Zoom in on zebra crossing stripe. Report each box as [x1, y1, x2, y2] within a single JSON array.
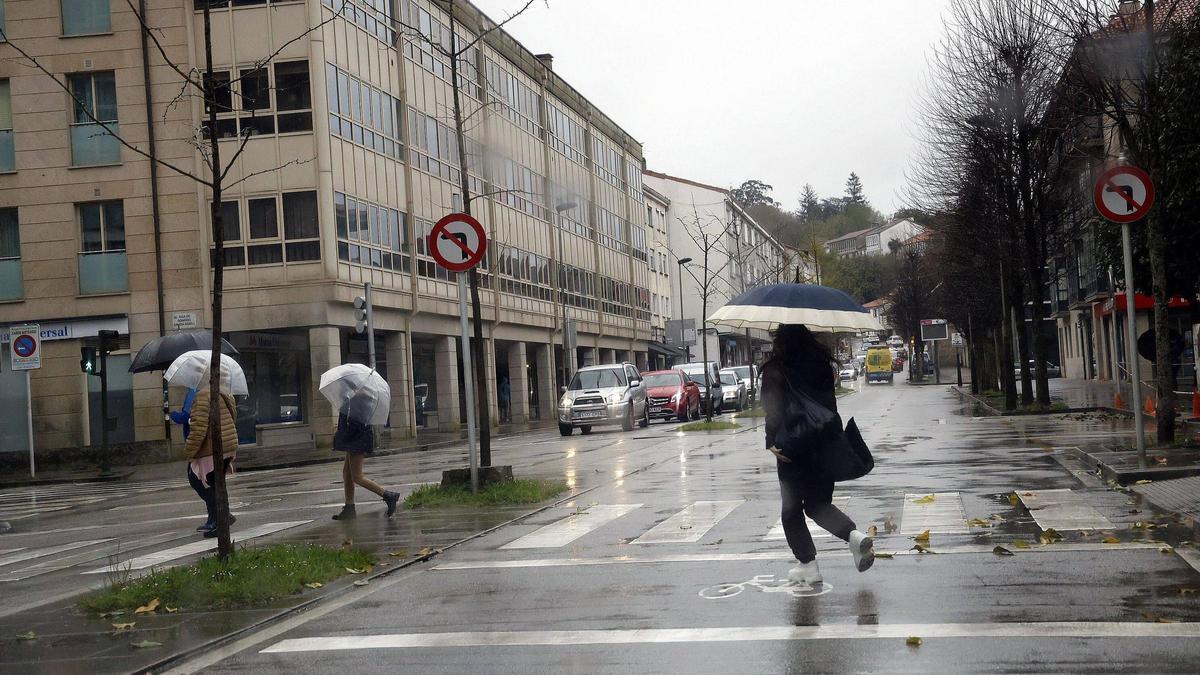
[[0, 540, 113, 569], [633, 501, 744, 544], [81, 521, 311, 574], [764, 497, 850, 541], [1017, 489, 1114, 531], [0, 532, 185, 582], [900, 492, 969, 534], [501, 505, 642, 549]]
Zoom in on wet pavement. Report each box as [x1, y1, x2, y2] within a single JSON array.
[[3, 379, 1200, 672]]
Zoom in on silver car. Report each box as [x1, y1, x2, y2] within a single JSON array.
[[719, 369, 747, 411], [558, 363, 650, 436]]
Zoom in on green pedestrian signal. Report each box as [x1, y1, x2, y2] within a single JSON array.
[[80, 346, 100, 375]]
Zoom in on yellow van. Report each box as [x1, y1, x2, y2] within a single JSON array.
[[865, 346, 894, 384]]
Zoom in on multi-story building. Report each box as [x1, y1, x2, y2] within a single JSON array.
[[642, 183, 677, 370], [0, 0, 653, 462], [643, 169, 787, 369]]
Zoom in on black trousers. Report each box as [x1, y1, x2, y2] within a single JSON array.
[[187, 465, 216, 522], [778, 463, 855, 563]]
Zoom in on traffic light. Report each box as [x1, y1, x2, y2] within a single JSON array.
[[81, 346, 100, 375], [353, 296, 368, 334]]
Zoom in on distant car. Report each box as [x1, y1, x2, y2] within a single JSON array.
[[558, 363, 649, 436], [728, 364, 759, 403], [887, 334, 905, 349], [641, 369, 701, 422], [839, 366, 859, 381], [674, 362, 723, 414], [719, 369, 747, 411], [1013, 361, 1062, 378]]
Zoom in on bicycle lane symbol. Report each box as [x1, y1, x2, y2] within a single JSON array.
[[699, 574, 833, 599]]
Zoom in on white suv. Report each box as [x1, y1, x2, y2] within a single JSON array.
[[558, 363, 649, 436]]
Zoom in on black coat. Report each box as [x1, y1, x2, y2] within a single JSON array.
[[761, 354, 837, 451]]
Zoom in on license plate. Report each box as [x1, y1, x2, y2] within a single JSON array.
[[574, 410, 604, 420], [650, 406, 664, 414]]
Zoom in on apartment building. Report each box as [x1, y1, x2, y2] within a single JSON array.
[[643, 169, 786, 369], [0, 0, 652, 462], [642, 183, 677, 370]]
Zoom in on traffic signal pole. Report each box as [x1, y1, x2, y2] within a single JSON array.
[[97, 330, 117, 476]]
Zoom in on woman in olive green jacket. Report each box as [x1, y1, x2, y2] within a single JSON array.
[[184, 387, 238, 537]]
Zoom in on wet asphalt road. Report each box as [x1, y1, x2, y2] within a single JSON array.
[[161, 380, 1200, 674]]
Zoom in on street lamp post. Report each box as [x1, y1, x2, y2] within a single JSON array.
[[677, 257, 693, 361], [555, 201, 578, 387]]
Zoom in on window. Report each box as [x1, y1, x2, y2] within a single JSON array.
[[485, 58, 540, 136], [274, 61, 312, 132], [69, 71, 119, 166], [0, 1, 6, 42], [0, 208, 19, 300], [210, 191, 320, 268], [406, 107, 483, 194], [62, 0, 111, 36], [248, 197, 278, 239], [0, 79, 12, 172], [203, 61, 312, 139], [325, 63, 401, 159], [547, 100, 586, 164], [77, 201, 127, 294], [335, 191, 408, 272], [400, 2, 480, 98]]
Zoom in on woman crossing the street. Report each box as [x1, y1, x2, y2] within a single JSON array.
[[330, 397, 400, 521]]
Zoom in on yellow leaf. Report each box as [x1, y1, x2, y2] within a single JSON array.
[[345, 567, 366, 574], [1178, 588, 1198, 596], [304, 582, 323, 589], [1155, 457, 1168, 465], [1039, 528, 1063, 544], [913, 494, 936, 505], [992, 546, 1014, 556], [15, 631, 36, 641], [913, 530, 931, 543], [1160, 547, 1173, 554], [164, 606, 179, 614], [906, 636, 923, 647], [353, 579, 370, 587], [1008, 493, 1020, 505], [969, 518, 991, 528], [342, 539, 353, 547], [112, 622, 136, 631], [1157, 617, 1177, 624], [875, 552, 894, 559], [1103, 537, 1120, 544], [388, 550, 409, 558], [418, 547, 433, 556], [1132, 521, 1148, 529], [1012, 539, 1030, 549], [867, 525, 878, 537], [134, 598, 161, 615], [1135, 480, 1153, 485]]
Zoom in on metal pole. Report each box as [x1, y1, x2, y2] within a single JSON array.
[[364, 282, 376, 369], [956, 346, 963, 388], [677, 263, 688, 361], [99, 350, 110, 475], [1122, 222, 1147, 463], [458, 273, 479, 492], [558, 224, 570, 386], [26, 370, 34, 478]]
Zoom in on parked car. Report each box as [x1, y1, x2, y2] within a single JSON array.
[[641, 369, 701, 422], [887, 334, 905, 349], [558, 363, 649, 436], [674, 362, 724, 414], [1013, 360, 1062, 378], [719, 369, 747, 411], [727, 364, 760, 404], [839, 365, 859, 381]]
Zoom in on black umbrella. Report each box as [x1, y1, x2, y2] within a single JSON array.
[[129, 330, 239, 373]]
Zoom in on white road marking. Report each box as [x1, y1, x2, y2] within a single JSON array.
[[261, 621, 1200, 653], [900, 492, 969, 534], [1017, 489, 1114, 531], [0, 539, 112, 569], [0, 532, 185, 582], [633, 501, 743, 544], [435, 542, 1167, 570], [1176, 548, 1200, 576], [500, 504, 642, 549], [764, 497, 850, 541], [82, 521, 311, 574]]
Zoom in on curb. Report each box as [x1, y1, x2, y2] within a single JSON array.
[[951, 386, 1105, 417]]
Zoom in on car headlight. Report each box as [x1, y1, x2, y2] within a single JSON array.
[[559, 396, 572, 408], [670, 392, 680, 403], [606, 392, 624, 405]]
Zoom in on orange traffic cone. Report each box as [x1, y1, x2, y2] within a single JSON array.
[[1144, 395, 1156, 417], [1114, 393, 1125, 410]]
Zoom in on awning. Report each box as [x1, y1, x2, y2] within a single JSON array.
[[1099, 293, 1191, 316], [647, 341, 683, 359]]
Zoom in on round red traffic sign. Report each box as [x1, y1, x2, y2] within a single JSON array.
[[13, 334, 37, 358], [428, 213, 487, 273], [1094, 165, 1155, 224]]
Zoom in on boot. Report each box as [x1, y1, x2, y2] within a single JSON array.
[[332, 504, 357, 521], [382, 491, 400, 517]]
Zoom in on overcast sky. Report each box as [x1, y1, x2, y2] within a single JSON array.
[[471, 0, 952, 214]]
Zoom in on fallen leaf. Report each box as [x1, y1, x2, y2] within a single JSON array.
[[1103, 537, 1121, 544], [1012, 539, 1030, 549], [1008, 493, 1020, 505], [883, 516, 897, 534], [906, 636, 923, 647], [911, 544, 935, 554], [418, 547, 433, 556], [100, 610, 126, 618], [679, 524, 693, 530], [1129, 509, 1142, 514], [1023, 492, 1034, 497], [134, 598, 161, 615], [1160, 547, 1174, 554], [1178, 588, 1198, 596], [1157, 617, 1177, 624], [1039, 528, 1063, 544], [1132, 521, 1148, 529], [342, 539, 353, 547], [704, 538, 724, 546], [969, 518, 991, 528], [913, 494, 936, 505], [130, 640, 163, 649], [304, 582, 323, 589], [867, 525, 878, 537], [164, 606, 179, 614], [353, 579, 370, 587], [344, 567, 366, 574], [1155, 457, 1168, 465], [387, 550, 409, 558], [15, 631, 36, 641], [1135, 480, 1153, 485], [874, 552, 894, 559], [112, 622, 136, 631], [913, 529, 931, 544], [992, 546, 1014, 556]]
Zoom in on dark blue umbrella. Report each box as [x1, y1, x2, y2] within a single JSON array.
[[707, 283, 883, 332], [129, 330, 238, 373]]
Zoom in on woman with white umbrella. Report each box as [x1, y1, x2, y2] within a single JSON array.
[[320, 364, 401, 520]]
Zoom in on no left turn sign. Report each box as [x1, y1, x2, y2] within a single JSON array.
[[1094, 165, 1155, 224], [428, 213, 488, 273]]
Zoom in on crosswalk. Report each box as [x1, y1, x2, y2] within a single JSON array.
[[496, 489, 1121, 551], [0, 478, 188, 522]]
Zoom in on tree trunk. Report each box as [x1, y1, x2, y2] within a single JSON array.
[[999, 276, 1017, 411], [1148, 210, 1177, 442]]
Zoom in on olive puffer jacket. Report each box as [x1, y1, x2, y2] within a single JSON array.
[[183, 388, 239, 460]]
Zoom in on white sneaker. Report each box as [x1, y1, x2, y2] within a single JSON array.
[[849, 530, 875, 572], [787, 560, 822, 585]]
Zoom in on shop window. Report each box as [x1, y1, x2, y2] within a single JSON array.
[[89, 353, 134, 445]]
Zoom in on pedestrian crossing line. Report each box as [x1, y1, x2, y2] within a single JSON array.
[[900, 492, 969, 535], [1017, 489, 1114, 531], [81, 521, 311, 575], [633, 501, 744, 544], [500, 505, 642, 549], [260, 621, 1200, 653], [0, 539, 113, 569], [0, 481, 185, 500], [764, 497, 850, 541], [0, 532, 184, 582], [434, 541, 1170, 571]]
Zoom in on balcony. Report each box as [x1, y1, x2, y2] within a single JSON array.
[[70, 123, 120, 166], [78, 250, 128, 295], [0, 258, 21, 300]]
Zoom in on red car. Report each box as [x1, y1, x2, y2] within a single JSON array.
[[641, 370, 701, 422]]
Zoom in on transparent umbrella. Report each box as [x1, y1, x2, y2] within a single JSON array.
[[164, 350, 249, 396], [319, 364, 391, 426]]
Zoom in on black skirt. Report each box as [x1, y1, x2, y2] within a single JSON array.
[[333, 414, 375, 455]]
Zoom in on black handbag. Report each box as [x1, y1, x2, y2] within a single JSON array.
[[773, 370, 842, 462], [821, 418, 875, 482]]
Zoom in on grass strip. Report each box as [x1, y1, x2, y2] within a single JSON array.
[[733, 408, 766, 419], [80, 543, 375, 615], [404, 478, 568, 509], [679, 420, 740, 431]]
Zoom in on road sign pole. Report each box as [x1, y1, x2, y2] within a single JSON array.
[[26, 370, 34, 478], [364, 282, 376, 370], [1122, 222, 1147, 463], [458, 273, 479, 493]]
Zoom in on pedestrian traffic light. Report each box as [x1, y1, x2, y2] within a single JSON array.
[[353, 296, 368, 334], [80, 346, 100, 375]]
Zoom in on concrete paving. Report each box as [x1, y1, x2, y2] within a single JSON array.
[[3, 377, 1200, 673]]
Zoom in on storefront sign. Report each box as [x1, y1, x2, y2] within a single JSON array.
[[229, 331, 308, 352], [1, 317, 128, 344]]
